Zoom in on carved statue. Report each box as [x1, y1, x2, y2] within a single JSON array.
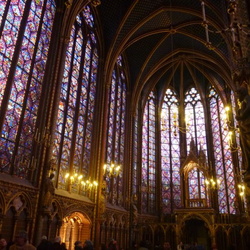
[[99, 193, 106, 219], [131, 194, 138, 225], [131, 202, 138, 225], [99, 180, 107, 219], [236, 86, 250, 175], [43, 173, 55, 209]]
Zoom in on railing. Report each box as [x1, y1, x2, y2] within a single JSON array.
[[187, 199, 207, 208]]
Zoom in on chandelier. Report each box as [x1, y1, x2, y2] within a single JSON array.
[[103, 162, 121, 178], [200, 0, 250, 51], [161, 107, 191, 136]]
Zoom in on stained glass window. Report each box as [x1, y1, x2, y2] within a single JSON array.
[[185, 88, 207, 154], [140, 84, 239, 215], [161, 88, 181, 213], [0, 0, 55, 178], [52, 6, 98, 193], [184, 88, 208, 206], [188, 165, 206, 204], [132, 110, 139, 196], [209, 87, 236, 214], [105, 55, 126, 205], [142, 91, 156, 213]]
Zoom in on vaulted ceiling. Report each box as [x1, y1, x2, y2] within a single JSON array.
[[96, 0, 250, 104]]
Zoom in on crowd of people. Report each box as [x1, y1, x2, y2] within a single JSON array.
[[131, 240, 207, 250], [0, 231, 95, 250], [0, 232, 223, 250], [0, 231, 124, 250], [0, 231, 36, 250], [132, 240, 172, 250]]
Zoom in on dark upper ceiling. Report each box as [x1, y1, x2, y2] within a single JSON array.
[[96, 0, 250, 103]]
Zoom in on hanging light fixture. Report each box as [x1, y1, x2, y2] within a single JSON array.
[[103, 162, 121, 178], [161, 107, 191, 136], [222, 105, 240, 152], [201, 0, 213, 49], [200, 0, 250, 51]]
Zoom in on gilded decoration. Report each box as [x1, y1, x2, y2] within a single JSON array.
[[55, 195, 94, 220], [0, 181, 38, 215]]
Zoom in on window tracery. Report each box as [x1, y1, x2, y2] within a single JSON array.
[[209, 87, 236, 214], [52, 6, 98, 192], [141, 85, 240, 214], [105, 55, 126, 205], [0, 0, 55, 178], [161, 88, 181, 213], [142, 91, 156, 213]]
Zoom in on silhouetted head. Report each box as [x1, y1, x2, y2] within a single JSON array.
[[15, 231, 28, 246]]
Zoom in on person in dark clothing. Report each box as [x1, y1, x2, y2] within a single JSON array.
[[51, 236, 65, 250], [82, 240, 93, 250], [0, 239, 7, 250], [37, 236, 52, 250], [74, 241, 82, 250], [107, 239, 118, 250], [60, 243, 67, 250], [101, 244, 107, 250]]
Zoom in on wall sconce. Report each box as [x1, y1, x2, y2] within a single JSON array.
[[205, 177, 221, 189], [13, 155, 38, 172], [223, 106, 235, 130], [238, 183, 245, 198], [64, 172, 98, 193], [223, 105, 240, 152], [103, 163, 122, 204], [103, 163, 121, 178], [34, 127, 52, 147]]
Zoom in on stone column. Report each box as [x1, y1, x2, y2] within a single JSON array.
[[0, 214, 4, 236], [12, 215, 18, 241], [243, 176, 250, 220], [34, 215, 44, 245]]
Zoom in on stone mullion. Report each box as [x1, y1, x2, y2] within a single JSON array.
[[11, 215, 19, 241], [33, 2, 68, 245]]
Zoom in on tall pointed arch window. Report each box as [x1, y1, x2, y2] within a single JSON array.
[[105, 55, 127, 205], [184, 88, 207, 203], [0, 0, 56, 178], [52, 6, 98, 192], [142, 91, 156, 213], [161, 88, 181, 213], [209, 87, 236, 214], [132, 110, 139, 196], [185, 88, 207, 153]]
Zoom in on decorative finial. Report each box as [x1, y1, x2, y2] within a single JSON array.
[[91, 0, 101, 7]]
